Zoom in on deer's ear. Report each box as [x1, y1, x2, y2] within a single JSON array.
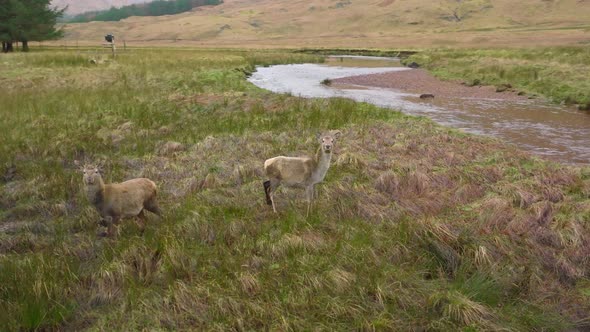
[[316, 132, 322, 141], [74, 160, 84, 171], [332, 130, 342, 139], [96, 160, 106, 172]]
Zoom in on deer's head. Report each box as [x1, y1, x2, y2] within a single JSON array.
[[316, 130, 342, 154], [75, 160, 104, 185]]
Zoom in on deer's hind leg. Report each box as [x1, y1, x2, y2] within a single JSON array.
[[263, 180, 272, 205], [135, 210, 147, 234], [268, 178, 281, 213]]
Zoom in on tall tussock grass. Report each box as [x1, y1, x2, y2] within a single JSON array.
[[0, 48, 589, 330]]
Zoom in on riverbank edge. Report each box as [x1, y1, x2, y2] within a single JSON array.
[[400, 48, 590, 111]]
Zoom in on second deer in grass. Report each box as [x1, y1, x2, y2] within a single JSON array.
[[263, 130, 341, 216], [76, 161, 162, 237]]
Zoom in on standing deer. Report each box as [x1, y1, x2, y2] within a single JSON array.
[[76, 161, 162, 237], [263, 130, 341, 216]]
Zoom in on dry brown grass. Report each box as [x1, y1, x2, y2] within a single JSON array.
[[430, 291, 495, 327], [2, 49, 589, 330], [57, 0, 590, 48]]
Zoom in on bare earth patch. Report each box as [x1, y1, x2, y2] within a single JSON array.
[[331, 69, 529, 101]]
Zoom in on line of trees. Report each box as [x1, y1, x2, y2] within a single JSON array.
[[0, 0, 65, 52], [69, 0, 222, 23]]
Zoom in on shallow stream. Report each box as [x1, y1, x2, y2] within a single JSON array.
[[248, 56, 590, 164]]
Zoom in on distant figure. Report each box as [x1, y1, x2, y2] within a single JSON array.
[[420, 94, 435, 99], [105, 34, 115, 43]]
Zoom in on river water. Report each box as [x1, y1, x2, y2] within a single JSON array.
[[248, 56, 590, 164]]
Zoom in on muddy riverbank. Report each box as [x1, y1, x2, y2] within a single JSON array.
[[248, 58, 590, 164], [331, 69, 528, 101]]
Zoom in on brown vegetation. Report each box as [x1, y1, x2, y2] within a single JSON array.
[[57, 0, 590, 47], [1, 49, 589, 330]]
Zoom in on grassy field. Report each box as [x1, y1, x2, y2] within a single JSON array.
[[404, 47, 590, 109], [1, 48, 590, 330]]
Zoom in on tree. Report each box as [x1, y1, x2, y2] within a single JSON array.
[[0, 0, 16, 52], [0, 0, 65, 52], [439, 0, 491, 22]]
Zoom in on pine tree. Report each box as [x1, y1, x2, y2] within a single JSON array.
[[0, 0, 16, 52], [0, 0, 65, 52]]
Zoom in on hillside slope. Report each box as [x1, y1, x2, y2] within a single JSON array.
[[52, 0, 149, 15], [59, 0, 590, 47]]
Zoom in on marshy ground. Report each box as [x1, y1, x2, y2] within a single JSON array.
[[1, 48, 589, 330]]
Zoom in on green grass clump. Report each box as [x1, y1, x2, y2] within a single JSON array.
[[404, 46, 590, 108], [0, 48, 589, 330]]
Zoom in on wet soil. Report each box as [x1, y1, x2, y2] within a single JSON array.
[[331, 69, 528, 101]]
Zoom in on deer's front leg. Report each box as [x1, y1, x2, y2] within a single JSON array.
[[305, 185, 314, 217], [106, 216, 120, 238]]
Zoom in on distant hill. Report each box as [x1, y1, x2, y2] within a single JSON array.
[[59, 0, 590, 47], [67, 0, 222, 23], [51, 0, 150, 15]]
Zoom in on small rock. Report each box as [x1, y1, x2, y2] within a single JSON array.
[[495, 83, 512, 93], [3, 164, 16, 182], [96, 128, 125, 146], [277, 132, 290, 144], [51, 203, 68, 217], [98, 218, 108, 227], [321, 78, 332, 86], [202, 136, 216, 149], [157, 141, 185, 155], [200, 173, 217, 190], [464, 79, 481, 87], [407, 62, 420, 69], [111, 134, 125, 145], [419, 94, 435, 99], [158, 126, 171, 135], [137, 129, 150, 138], [233, 163, 244, 186], [117, 121, 134, 131]]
